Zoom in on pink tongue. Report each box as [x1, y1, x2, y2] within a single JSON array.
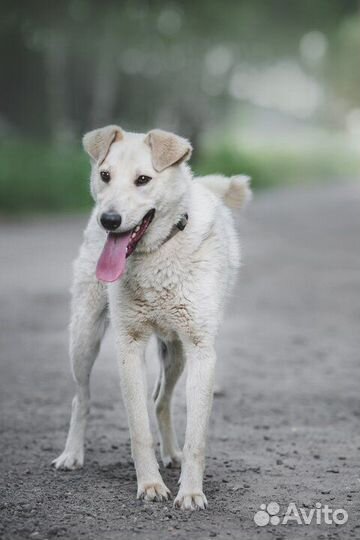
[[96, 232, 132, 282]]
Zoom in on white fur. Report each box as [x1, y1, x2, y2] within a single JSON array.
[[53, 128, 251, 511]]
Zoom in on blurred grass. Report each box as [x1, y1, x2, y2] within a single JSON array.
[[193, 137, 360, 189], [0, 140, 92, 213], [0, 137, 359, 213]]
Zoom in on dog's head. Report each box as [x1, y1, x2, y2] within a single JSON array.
[[83, 125, 192, 282]]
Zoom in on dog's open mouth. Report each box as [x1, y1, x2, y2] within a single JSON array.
[[96, 209, 155, 282]]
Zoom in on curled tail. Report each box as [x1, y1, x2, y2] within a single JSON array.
[[196, 174, 252, 209]]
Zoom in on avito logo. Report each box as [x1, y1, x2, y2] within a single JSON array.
[[254, 501, 348, 526]]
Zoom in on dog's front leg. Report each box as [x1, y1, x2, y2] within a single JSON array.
[[53, 272, 107, 470], [115, 334, 170, 502], [174, 341, 216, 510]]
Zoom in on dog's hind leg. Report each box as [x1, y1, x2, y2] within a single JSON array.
[[154, 339, 185, 468], [53, 268, 107, 470]]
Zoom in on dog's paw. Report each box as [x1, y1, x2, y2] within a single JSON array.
[[162, 450, 182, 469], [174, 491, 208, 510], [137, 481, 171, 502], [52, 450, 84, 470]]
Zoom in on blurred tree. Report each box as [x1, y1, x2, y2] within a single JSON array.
[[0, 0, 359, 146], [331, 8, 360, 110]]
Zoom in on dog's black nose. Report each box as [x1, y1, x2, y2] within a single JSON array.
[[100, 212, 122, 231]]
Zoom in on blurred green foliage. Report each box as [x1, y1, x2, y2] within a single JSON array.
[[0, 141, 91, 213], [1, 138, 358, 213], [1, 1, 360, 213], [193, 140, 360, 190]]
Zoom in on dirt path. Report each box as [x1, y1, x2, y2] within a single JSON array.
[[1, 181, 360, 539]]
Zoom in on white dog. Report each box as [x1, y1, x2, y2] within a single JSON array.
[[53, 125, 251, 510]]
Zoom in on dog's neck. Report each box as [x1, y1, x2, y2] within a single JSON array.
[[135, 181, 191, 254], [159, 213, 188, 247], [134, 209, 189, 256]]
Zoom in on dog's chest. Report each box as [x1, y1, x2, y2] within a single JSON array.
[[122, 252, 196, 336]]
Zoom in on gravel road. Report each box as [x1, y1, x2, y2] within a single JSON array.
[[1, 181, 360, 539]]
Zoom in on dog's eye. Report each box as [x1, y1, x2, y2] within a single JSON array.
[[100, 170, 111, 183], [135, 175, 152, 187]]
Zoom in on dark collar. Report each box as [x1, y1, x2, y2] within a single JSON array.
[[161, 213, 188, 246]]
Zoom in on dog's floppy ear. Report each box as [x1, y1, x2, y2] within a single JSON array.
[[83, 125, 123, 164], [145, 129, 192, 172]]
